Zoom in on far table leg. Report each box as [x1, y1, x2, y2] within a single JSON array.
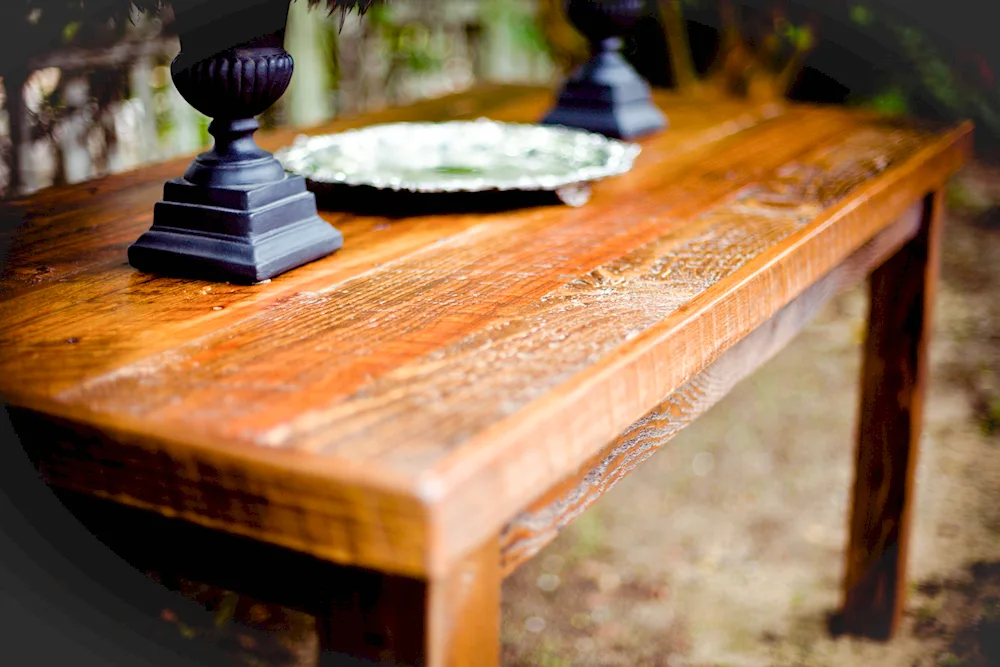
[[838, 190, 945, 639], [317, 536, 501, 667]]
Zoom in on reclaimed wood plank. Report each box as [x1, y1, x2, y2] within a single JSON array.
[[0, 95, 779, 397], [499, 203, 924, 573], [836, 190, 946, 639], [316, 536, 501, 667], [0, 89, 768, 302], [42, 107, 842, 422], [0, 85, 547, 300]]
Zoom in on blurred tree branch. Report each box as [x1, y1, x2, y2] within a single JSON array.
[[658, 0, 697, 91], [713, 0, 815, 100], [535, 0, 589, 75], [534, 0, 816, 102]]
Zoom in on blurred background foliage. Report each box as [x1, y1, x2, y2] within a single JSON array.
[[0, 0, 997, 199]]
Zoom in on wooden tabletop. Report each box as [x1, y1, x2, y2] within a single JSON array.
[[0, 85, 971, 581]]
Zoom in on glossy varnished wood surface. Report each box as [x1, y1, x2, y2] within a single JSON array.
[[499, 202, 926, 574], [0, 85, 972, 579]]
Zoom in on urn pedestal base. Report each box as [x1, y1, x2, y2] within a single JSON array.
[[128, 175, 344, 284], [543, 38, 667, 140], [126, 0, 347, 284]]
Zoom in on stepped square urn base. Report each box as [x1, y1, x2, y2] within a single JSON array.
[[542, 0, 667, 140], [127, 0, 345, 284], [129, 174, 343, 284], [542, 38, 667, 140]]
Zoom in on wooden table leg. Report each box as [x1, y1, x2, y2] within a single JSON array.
[[837, 190, 945, 639], [317, 537, 501, 667]]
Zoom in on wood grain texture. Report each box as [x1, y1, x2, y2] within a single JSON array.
[[317, 536, 500, 667], [0, 89, 766, 307], [427, 536, 500, 667], [0, 95, 777, 396], [836, 191, 946, 640], [46, 108, 850, 426], [498, 204, 924, 574], [426, 119, 970, 574], [0, 86, 971, 579], [0, 86, 546, 304]]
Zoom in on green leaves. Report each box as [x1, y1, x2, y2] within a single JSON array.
[[845, 8, 1000, 141], [865, 87, 908, 117], [782, 23, 814, 53], [849, 4, 873, 27], [213, 591, 240, 629], [61, 20, 81, 42]]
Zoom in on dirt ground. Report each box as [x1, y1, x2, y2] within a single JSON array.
[[500, 161, 1000, 667]]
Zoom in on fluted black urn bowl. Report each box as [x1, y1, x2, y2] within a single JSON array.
[[542, 0, 667, 140], [128, 0, 343, 284]]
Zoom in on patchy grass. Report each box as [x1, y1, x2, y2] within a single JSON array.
[[502, 525, 688, 667], [912, 562, 1000, 667]]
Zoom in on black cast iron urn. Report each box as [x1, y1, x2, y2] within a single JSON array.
[[128, 0, 346, 284]]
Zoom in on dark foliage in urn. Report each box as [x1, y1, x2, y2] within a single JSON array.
[[126, 0, 383, 284], [542, 0, 666, 140]]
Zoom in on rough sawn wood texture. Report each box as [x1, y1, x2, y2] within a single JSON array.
[[0, 86, 971, 599]]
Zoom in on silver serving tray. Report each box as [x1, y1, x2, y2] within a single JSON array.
[[274, 118, 641, 207]]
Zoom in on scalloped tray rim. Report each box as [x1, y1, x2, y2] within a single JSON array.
[[274, 118, 643, 194]]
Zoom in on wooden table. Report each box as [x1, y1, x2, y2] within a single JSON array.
[[0, 85, 972, 665]]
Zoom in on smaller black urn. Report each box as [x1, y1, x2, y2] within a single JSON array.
[[128, 0, 343, 284], [542, 0, 667, 139]]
